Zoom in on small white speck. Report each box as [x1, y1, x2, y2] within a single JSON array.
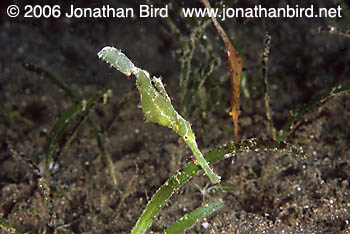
[[294, 184, 301, 192], [202, 222, 210, 229]]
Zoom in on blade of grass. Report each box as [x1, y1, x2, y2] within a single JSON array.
[[23, 63, 77, 102], [44, 89, 111, 176], [24, 63, 118, 184], [161, 198, 224, 234], [278, 83, 350, 139], [88, 118, 117, 185], [319, 25, 350, 38], [260, 32, 278, 189], [261, 32, 276, 139], [131, 138, 305, 234], [7, 140, 57, 231], [179, 18, 211, 116], [105, 95, 128, 132]]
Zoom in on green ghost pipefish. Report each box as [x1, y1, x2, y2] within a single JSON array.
[[98, 46, 221, 184]]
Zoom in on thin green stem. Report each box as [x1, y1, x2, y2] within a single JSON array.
[[185, 137, 221, 184], [161, 198, 224, 234]]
